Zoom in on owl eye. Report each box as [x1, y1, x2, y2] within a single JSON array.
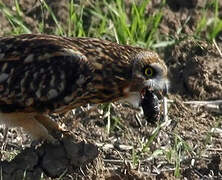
[[144, 67, 154, 77]]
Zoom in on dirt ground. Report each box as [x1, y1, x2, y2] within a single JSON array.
[[0, 0, 221, 179]]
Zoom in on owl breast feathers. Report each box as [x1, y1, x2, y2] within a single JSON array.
[[0, 34, 168, 142]]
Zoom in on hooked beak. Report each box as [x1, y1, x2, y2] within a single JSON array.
[[122, 80, 169, 108], [162, 81, 169, 96]]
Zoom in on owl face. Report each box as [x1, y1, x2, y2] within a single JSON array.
[[123, 51, 169, 107]]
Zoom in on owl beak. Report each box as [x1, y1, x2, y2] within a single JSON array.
[[143, 79, 169, 97], [162, 81, 168, 96], [122, 79, 168, 108]]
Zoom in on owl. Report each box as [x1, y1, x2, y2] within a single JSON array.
[[0, 34, 168, 142]]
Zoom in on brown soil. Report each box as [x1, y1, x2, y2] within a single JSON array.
[[0, 0, 221, 179]]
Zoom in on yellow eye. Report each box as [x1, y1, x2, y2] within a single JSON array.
[[144, 67, 153, 77]]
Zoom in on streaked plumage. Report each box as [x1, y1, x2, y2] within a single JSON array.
[[0, 34, 168, 141]]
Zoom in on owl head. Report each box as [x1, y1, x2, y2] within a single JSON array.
[[123, 51, 169, 107]]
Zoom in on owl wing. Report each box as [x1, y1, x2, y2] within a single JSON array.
[[0, 34, 92, 113]]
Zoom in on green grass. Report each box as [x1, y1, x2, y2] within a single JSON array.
[[99, 103, 124, 135], [1, 0, 221, 44], [0, 0, 170, 48], [0, 0, 31, 34], [195, 0, 222, 41]]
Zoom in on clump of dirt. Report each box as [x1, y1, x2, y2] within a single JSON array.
[[0, 136, 98, 179], [164, 39, 222, 100], [166, 0, 198, 10]]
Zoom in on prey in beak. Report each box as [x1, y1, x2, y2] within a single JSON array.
[[123, 51, 169, 124], [141, 80, 168, 124], [123, 80, 168, 124]]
